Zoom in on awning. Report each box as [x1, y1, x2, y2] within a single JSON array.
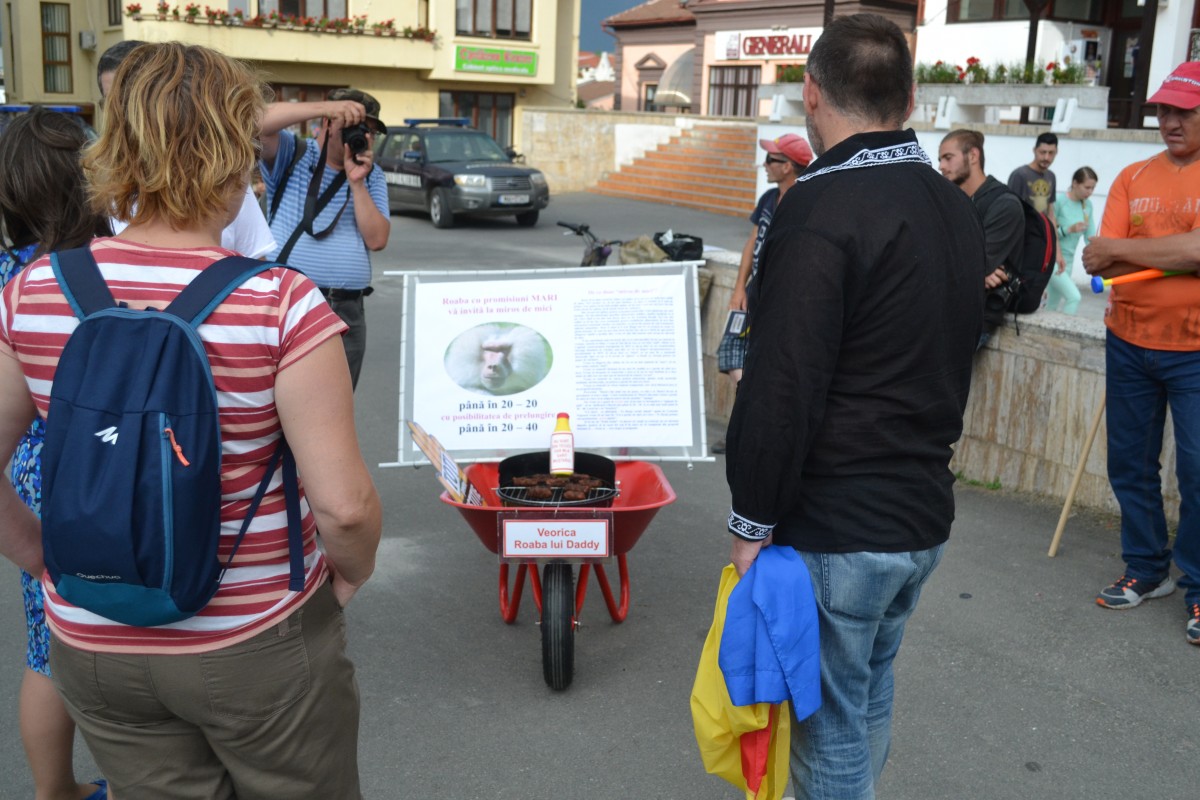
[[654, 49, 694, 109]]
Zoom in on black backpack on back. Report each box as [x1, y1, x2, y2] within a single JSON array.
[[974, 179, 1057, 315]]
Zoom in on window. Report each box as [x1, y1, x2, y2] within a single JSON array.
[[42, 3, 72, 94], [642, 84, 657, 112], [267, 1, 347, 17], [1051, 0, 1101, 20], [708, 66, 760, 118], [949, 0, 1102, 23], [439, 91, 516, 147], [107, 0, 121, 26], [267, 83, 338, 138], [457, 0, 531, 39]]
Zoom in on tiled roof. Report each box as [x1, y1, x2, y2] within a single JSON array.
[[605, 0, 694, 28], [578, 81, 616, 103]]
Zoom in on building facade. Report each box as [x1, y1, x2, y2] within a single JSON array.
[[1, 0, 580, 147], [604, 0, 1199, 128], [605, 0, 917, 117], [917, 0, 1200, 128]]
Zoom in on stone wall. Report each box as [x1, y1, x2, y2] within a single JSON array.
[[516, 108, 686, 193], [699, 258, 1180, 523], [516, 107, 757, 194]]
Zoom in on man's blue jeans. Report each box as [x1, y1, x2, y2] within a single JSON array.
[[1105, 330, 1200, 604], [790, 545, 945, 800]]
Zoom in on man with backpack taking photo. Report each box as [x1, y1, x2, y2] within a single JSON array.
[[938, 129, 1057, 349]]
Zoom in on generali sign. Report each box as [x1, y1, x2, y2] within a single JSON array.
[[717, 28, 823, 61]]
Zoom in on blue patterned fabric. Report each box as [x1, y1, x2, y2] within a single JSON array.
[[3, 243, 51, 676]]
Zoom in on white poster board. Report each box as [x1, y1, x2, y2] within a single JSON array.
[[384, 262, 709, 465]]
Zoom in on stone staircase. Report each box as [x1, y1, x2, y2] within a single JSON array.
[[590, 124, 758, 217]]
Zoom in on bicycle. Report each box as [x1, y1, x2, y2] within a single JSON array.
[[557, 220, 622, 266]]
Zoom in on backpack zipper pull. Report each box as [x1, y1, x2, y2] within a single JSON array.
[[163, 427, 191, 467]]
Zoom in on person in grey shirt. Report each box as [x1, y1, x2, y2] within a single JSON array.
[[1008, 132, 1064, 270]]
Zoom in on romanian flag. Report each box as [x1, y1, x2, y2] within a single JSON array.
[[690, 564, 791, 800]]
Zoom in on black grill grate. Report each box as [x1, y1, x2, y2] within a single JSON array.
[[495, 485, 618, 508]]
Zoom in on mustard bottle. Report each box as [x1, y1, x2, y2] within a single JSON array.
[[549, 413, 574, 476]]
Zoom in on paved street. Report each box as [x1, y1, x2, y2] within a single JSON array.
[[0, 193, 1191, 799]]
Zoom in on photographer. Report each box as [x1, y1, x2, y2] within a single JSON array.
[[260, 89, 390, 389], [937, 129, 1024, 349]]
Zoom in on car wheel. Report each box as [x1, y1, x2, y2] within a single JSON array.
[[429, 188, 455, 229], [515, 210, 539, 227]]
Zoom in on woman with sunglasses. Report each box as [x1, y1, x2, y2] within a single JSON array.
[[713, 133, 813, 454]]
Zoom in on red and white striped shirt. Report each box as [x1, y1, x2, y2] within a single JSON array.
[[0, 238, 348, 654]]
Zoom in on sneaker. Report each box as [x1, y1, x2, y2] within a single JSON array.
[[1096, 574, 1176, 609], [1188, 604, 1200, 646], [711, 438, 727, 454]]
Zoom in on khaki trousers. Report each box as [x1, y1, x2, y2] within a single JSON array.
[[51, 581, 362, 799]]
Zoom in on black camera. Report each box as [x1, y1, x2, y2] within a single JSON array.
[[984, 270, 1022, 325], [342, 122, 372, 157]]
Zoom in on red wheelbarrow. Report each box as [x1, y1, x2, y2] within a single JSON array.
[[440, 458, 675, 690]]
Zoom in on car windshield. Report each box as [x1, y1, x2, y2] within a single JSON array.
[[424, 131, 509, 163]]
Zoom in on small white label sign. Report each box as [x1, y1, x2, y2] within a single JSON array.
[[501, 519, 610, 558]]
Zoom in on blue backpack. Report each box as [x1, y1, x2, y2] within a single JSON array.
[[40, 247, 304, 627]]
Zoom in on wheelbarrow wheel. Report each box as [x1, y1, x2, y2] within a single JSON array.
[[541, 563, 574, 690]]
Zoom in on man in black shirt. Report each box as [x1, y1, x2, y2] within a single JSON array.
[[724, 14, 986, 798]]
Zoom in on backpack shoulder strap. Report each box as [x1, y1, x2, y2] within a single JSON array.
[[221, 439, 305, 593], [50, 247, 116, 320], [165, 256, 286, 326], [972, 177, 1008, 218]]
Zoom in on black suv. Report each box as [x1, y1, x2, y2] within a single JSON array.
[[373, 118, 550, 228]]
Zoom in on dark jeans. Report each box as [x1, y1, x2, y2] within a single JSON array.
[[326, 295, 366, 390], [1106, 330, 1200, 604]]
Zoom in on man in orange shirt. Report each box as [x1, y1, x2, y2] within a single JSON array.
[[1083, 62, 1200, 647]]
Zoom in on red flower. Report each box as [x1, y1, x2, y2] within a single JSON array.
[[1046, 62, 1057, 71], [967, 56, 980, 66]]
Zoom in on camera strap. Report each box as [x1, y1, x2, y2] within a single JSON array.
[[277, 133, 351, 263]]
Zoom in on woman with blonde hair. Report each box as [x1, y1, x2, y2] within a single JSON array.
[[0, 43, 381, 798]]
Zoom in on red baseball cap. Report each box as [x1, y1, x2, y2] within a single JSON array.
[[1148, 62, 1200, 110], [759, 133, 814, 167]]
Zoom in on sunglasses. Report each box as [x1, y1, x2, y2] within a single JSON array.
[[764, 156, 788, 165]]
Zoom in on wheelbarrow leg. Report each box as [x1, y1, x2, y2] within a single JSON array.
[[592, 554, 630, 623], [498, 563, 528, 624]]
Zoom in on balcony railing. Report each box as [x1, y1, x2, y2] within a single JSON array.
[[124, 15, 437, 70]]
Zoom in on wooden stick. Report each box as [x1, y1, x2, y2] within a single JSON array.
[[1048, 391, 1106, 557]]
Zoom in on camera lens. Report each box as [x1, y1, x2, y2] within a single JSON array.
[[343, 123, 370, 156], [985, 289, 1009, 312]]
